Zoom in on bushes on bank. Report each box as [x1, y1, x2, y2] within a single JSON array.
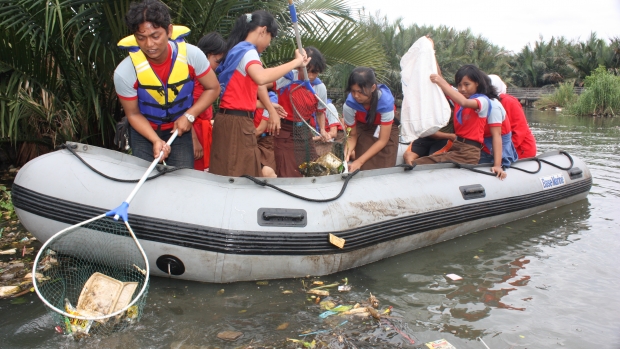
[[534, 82, 578, 110], [568, 66, 620, 116]]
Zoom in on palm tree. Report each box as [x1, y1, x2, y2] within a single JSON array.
[[0, 0, 385, 163]]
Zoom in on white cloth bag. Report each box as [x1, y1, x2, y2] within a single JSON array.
[[399, 36, 451, 143]]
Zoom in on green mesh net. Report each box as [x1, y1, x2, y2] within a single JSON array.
[[32, 214, 149, 337], [289, 84, 348, 177]]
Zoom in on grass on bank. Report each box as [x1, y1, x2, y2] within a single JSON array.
[[568, 66, 620, 116], [535, 66, 620, 116], [534, 82, 578, 110]]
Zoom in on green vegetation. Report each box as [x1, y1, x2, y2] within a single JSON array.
[[0, 185, 13, 218], [0, 0, 385, 164], [568, 66, 620, 116], [534, 82, 578, 110]]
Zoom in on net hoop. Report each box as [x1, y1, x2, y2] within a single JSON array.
[[31, 213, 150, 321]]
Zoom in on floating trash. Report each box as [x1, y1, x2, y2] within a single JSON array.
[[217, 330, 243, 341], [425, 338, 456, 348]]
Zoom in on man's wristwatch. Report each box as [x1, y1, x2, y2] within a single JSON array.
[[184, 112, 195, 123]]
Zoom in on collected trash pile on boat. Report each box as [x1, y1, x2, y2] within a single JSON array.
[[298, 152, 344, 177]]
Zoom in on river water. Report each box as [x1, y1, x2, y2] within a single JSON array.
[[1, 110, 619, 348]]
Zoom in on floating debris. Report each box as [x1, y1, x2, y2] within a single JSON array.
[[445, 273, 463, 281], [338, 285, 352, 292], [256, 281, 269, 286], [276, 322, 289, 330], [307, 289, 329, 297], [425, 338, 455, 348], [0, 286, 20, 298], [0, 248, 16, 255], [217, 330, 243, 341], [282, 290, 294, 294]]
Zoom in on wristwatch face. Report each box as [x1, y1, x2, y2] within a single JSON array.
[[185, 113, 195, 122]]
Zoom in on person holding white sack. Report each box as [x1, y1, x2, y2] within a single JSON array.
[[399, 36, 452, 142], [401, 36, 454, 165]]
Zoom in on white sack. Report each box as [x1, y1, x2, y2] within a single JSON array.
[[399, 36, 452, 143]]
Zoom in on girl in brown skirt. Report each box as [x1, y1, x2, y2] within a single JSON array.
[[209, 10, 309, 177], [343, 67, 399, 171]]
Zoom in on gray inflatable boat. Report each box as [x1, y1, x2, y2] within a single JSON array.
[[12, 143, 591, 283]]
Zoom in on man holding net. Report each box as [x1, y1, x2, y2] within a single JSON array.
[[272, 46, 329, 177], [114, 0, 220, 168]]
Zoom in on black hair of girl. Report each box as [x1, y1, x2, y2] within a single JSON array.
[[454, 64, 499, 100], [346, 67, 379, 124], [125, 0, 171, 34], [225, 10, 278, 53], [304, 46, 326, 73], [197, 32, 227, 58]]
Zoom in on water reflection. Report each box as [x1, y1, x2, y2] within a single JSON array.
[[1, 111, 619, 348]]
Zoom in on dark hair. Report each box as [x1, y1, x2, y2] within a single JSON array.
[[125, 0, 171, 34], [304, 46, 326, 73], [226, 10, 278, 53], [197, 32, 227, 58], [454, 64, 499, 100], [346, 67, 379, 124]]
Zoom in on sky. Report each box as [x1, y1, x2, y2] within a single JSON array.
[[351, 0, 620, 53]]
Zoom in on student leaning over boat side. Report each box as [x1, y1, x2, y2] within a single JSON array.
[[209, 10, 310, 177], [114, 0, 220, 167], [417, 64, 507, 179], [191, 32, 227, 172], [489, 74, 538, 159], [343, 67, 399, 172], [272, 46, 328, 177]]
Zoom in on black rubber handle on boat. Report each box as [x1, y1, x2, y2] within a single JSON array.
[[262, 212, 305, 221], [241, 170, 360, 202]]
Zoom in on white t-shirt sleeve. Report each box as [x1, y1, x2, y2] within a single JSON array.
[[238, 49, 262, 75], [379, 109, 395, 124], [114, 57, 138, 99], [487, 99, 506, 125], [474, 97, 490, 118], [343, 103, 356, 126], [315, 83, 327, 111], [326, 103, 339, 125], [186, 44, 210, 77]]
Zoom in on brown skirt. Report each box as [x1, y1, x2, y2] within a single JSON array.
[[257, 134, 276, 170], [209, 113, 261, 177], [414, 139, 481, 165], [355, 122, 399, 171], [274, 121, 316, 177]]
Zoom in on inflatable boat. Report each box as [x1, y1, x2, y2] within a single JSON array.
[[12, 143, 591, 283]]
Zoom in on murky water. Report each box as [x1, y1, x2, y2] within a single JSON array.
[[1, 110, 619, 348]]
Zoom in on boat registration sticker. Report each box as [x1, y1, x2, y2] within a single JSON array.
[[540, 173, 566, 190]]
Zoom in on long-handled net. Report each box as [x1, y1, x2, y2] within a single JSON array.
[[33, 216, 149, 337], [32, 130, 178, 337], [288, 0, 348, 177]]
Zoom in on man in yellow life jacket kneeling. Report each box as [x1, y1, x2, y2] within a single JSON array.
[[114, 0, 220, 167]]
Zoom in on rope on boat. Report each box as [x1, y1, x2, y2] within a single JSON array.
[[398, 151, 574, 177], [60, 144, 190, 183], [510, 150, 574, 173], [241, 170, 360, 203]]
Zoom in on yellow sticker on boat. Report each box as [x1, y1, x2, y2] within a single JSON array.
[[540, 173, 566, 190]]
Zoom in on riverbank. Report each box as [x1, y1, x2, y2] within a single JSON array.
[[0, 167, 40, 300]]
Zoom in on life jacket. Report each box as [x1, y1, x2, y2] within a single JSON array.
[[118, 25, 194, 125]]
